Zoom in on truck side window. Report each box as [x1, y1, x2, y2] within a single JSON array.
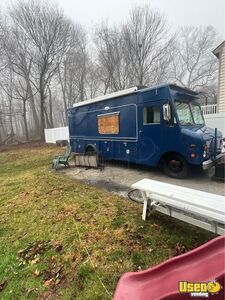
[[143, 107, 160, 124]]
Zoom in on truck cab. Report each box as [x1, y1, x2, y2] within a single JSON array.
[[137, 85, 224, 178]]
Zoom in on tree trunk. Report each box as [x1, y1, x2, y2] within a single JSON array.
[[0, 116, 2, 144], [44, 107, 51, 128], [27, 79, 40, 136], [9, 72, 14, 141], [22, 98, 29, 141], [39, 75, 46, 140], [0, 110, 6, 143], [79, 72, 85, 101], [48, 87, 54, 128], [58, 63, 67, 125]]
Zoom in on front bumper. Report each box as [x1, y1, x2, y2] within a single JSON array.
[[202, 152, 225, 170]]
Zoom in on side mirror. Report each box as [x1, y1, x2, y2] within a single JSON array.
[[163, 103, 171, 122]]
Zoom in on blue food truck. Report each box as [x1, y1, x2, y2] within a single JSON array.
[[68, 84, 224, 178]]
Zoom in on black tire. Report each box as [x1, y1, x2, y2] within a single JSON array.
[[163, 153, 188, 179], [85, 146, 97, 155]]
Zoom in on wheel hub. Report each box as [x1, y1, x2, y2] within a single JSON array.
[[168, 159, 182, 173]]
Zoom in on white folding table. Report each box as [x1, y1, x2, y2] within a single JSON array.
[[132, 179, 225, 235]]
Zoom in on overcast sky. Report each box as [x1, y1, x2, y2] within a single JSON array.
[[2, 0, 225, 39]]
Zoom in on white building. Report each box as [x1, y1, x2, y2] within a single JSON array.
[[200, 41, 225, 136], [213, 41, 225, 112]]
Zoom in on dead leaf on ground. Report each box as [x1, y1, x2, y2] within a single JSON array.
[[74, 215, 82, 221], [62, 253, 76, 262], [51, 256, 57, 262], [31, 257, 40, 265], [44, 278, 54, 287], [151, 223, 160, 229], [52, 241, 63, 253], [18, 230, 27, 240], [24, 287, 39, 296], [0, 279, 8, 292], [18, 240, 51, 262], [33, 269, 41, 276], [36, 291, 54, 300], [174, 243, 186, 256], [43, 261, 65, 288], [46, 189, 60, 195]]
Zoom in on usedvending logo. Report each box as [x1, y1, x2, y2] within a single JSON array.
[[179, 280, 222, 297]]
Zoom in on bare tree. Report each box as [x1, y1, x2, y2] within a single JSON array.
[[57, 23, 90, 122], [94, 22, 132, 93], [170, 26, 218, 90], [9, 0, 72, 139], [122, 5, 174, 86], [94, 6, 174, 92], [2, 21, 41, 136], [0, 1, 220, 144], [0, 66, 22, 144], [0, 12, 8, 74], [85, 59, 102, 99]]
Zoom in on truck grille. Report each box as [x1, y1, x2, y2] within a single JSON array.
[[207, 138, 222, 156]]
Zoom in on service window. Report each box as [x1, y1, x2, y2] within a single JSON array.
[[143, 107, 160, 124], [98, 112, 120, 134]]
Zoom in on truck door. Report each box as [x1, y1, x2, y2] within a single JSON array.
[[162, 103, 180, 153], [138, 103, 162, 165]]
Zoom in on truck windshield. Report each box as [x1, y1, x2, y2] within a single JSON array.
[[175, 100, 205, 126]]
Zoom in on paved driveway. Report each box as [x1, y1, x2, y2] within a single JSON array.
[[62, 161, 224, 198]]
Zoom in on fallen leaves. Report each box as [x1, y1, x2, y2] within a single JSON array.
[[36, 291, 55, 300], [52, 241, 64, 253], [46, 189, 60, 195], [1, 145, 213, 299], [24, 287, 39, 297], [17, 229, 27, 240], [44, 278, 54, 287], [0, 279, 8, 292], [31, 257, 40, 265], [17, 240, 66, 292], [151, 223, 160, 229], [174, 243, 186, 256], [74, 214, 82, 221], [33, 269, 41, 276], [18, 241, 51, 262], [43, 261, 65, 288]]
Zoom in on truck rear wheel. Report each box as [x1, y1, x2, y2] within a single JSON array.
[[163, 154, 188, 179], [85, 146, 104, 167], [85, 146, 97, 155]]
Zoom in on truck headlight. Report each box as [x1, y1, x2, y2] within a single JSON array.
[[203, 145, 208, 158]]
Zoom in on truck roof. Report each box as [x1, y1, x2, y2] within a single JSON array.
[[72, 84, 198, 108]]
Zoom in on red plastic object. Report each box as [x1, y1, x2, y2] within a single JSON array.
[[114, 235, 225, 300]]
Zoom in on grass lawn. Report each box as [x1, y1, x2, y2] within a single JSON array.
[[0, 144, 215, 299]]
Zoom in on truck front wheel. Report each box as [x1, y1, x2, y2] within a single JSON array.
[[163, 154, 188, 179]]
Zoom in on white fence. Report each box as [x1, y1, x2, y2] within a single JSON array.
[[201, 104, 217, 115], [44, 126, 69, 143]]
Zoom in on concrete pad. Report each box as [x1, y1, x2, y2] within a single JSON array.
[[61, 161, 225, 199]]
